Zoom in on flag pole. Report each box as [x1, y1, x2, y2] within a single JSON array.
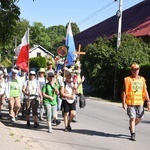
[[27, 28, 30, 78]]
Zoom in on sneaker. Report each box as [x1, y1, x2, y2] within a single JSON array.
[[56, 120, 61, 126], [48, 128, 53, 133], [67, 125, 72, 131], [11, 117, 16, 122], [64, 127, 68, 132], [15, 116, 18, 121], [27, 121, 30, 126], [52, 119, 61, 126], [52, 119, 56, 125], [64, 125, 72, 132], [72, 117, 77, 123], [34, 122, 39, 128], [131, 133, 136, 141]]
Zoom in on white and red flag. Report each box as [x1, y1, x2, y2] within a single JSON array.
[[15, 29, 29, 72]]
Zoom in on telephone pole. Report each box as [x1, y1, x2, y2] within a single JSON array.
[[113, 0, 123, 99], [117, 0, 123, 50]]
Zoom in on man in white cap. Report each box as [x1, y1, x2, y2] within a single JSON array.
[[22, 70, 43, 128], [6, 67, 22, 122]]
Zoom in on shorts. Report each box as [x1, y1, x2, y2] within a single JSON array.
[[62, 100, 76, 113], [25, 98, 39, 116], [127, 105, 144, 118]]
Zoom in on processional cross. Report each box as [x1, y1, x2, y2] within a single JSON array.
[[75, 44, 86, 61]]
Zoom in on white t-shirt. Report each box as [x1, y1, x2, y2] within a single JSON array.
[[38, 76, 46, 90], [23, 79, 40, 99], [62, 81, 76, 104]]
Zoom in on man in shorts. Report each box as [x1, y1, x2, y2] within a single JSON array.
[[121, 63, 150, 141]]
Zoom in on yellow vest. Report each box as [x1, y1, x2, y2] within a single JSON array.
[[124, 76, 146, 105]]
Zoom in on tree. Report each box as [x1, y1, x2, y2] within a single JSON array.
[[14, 18, 31, 44], [30, 56, 47, 69], [81, 34, 150, 98], [30, 22, 51, 50], [46, 25, 66, 55], [0, 0, 20, 60], [65, 22, 80, 36]]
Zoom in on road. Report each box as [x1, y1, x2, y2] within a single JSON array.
[[1, 97, 150, 150]]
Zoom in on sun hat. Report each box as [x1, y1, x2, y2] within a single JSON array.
[[39, 68, 45, 73], [131, 63, 140, 69], [47, 61, 53, 65]]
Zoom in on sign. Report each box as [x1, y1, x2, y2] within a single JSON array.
[[57, 46, 68, 57]]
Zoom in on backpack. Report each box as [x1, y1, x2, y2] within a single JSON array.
[[79, 93, 86, 108]]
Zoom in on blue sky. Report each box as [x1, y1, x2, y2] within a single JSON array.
[[17, 0, 143, 32]]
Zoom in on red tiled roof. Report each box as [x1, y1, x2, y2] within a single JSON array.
[[127, 20, 150, 36], [74, 0, 150, 47]]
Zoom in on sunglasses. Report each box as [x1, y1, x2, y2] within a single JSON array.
[[48, 76, 54, 78], [30, 74, 36, 76], [131, 68, 139, 71]]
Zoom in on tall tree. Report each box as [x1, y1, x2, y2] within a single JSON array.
[[30, 22, 50, 49], [14, 18, 30, 45], [65, 22, 80, 36], [0, 0, 20, 60], [46, 25, 66, 55]]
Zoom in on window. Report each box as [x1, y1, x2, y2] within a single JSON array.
[[37, 52, 41, 57]]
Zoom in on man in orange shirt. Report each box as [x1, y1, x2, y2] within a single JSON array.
[[121, 63, 150, 141]]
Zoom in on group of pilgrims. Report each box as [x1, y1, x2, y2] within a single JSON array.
[[0, 59, 85, 133]]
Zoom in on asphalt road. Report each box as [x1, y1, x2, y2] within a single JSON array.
[[1, 98, 150, 150]]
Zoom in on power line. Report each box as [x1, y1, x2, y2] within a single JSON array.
[[77, 1, 114, 25], [77, 0, 143, 31]]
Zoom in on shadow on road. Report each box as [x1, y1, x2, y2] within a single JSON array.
[[0, 112, 48, 131], [71, 129, 130, 139]]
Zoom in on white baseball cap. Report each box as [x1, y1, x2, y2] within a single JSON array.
[[29, 70, 36, 75], [12, 68, 19, 74]]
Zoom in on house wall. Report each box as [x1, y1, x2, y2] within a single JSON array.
[[29, 48, 49, 58]]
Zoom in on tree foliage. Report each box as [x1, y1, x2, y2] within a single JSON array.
[[82, 34, 150, 98], [30, 22, 50, 50], [0, 0, 20, 57], [30, 56, 47, 68]]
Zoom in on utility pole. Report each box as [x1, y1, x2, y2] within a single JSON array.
[[113, 0, 123, 99], [117, 0, 123, 50]]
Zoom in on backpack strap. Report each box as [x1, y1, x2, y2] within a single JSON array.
[[45, 83, 48, 94]]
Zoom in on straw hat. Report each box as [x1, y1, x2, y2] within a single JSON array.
[[39, 68, 45, 73]]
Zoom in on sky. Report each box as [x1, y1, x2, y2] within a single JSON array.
[[17, 0, 144, 32]]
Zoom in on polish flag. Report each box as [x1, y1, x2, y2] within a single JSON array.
[[15, 29, 29, 72]]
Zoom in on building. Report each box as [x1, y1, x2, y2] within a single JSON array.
[[74, 0, 150, 47], [29, 45, 54, 58]]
